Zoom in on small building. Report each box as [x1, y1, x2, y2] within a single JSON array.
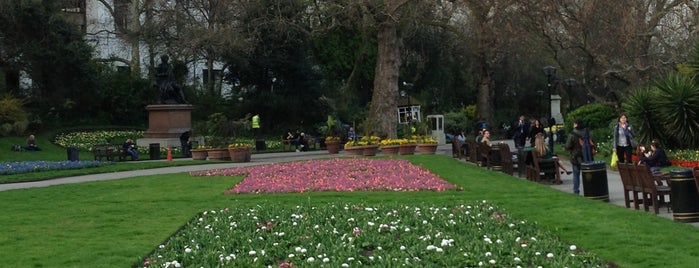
[[397, 96, 421, 124]]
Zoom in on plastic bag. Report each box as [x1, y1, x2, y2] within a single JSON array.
[[610, 151, 618, 168]]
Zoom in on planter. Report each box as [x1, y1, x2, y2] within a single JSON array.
[[228, 147, 252, 163], [344, 146, 363, 156], [190, 149, 208, 160], [417, 143, 438, 155], [206, 148, 230, 160], [380, 145, 400, 155], [362, 145, 379, 156], [399, 144, 417, 155], [326, 141, 341, 154]]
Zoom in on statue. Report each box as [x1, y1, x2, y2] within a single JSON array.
[[154, 55, 187, 104]]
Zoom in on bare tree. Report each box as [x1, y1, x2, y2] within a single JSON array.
[[519, 0, 699, 105]]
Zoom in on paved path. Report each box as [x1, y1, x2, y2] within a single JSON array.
[[2, 141, 697, 227]]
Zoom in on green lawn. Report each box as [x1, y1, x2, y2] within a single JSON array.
[[1, 135, 698, 267]]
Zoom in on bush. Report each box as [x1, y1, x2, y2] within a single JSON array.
[[0, 94, 29, 136], [564, 103, 616, 136]]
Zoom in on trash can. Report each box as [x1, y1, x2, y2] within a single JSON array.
[[67, 147, 79, 161], [255, 139, 266, 152], [581, 161, 609, 202], [489, 144, 502, 170], [149, 143, 160, 160], [670, 169, 699, 222]]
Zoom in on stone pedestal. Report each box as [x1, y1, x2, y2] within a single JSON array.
[[137, 104, 193, 147], [550, 95, 564, 125]]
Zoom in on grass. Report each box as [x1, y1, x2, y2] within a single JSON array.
[[2, 135, 699, 267]]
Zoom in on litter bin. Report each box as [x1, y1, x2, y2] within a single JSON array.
[[255, 139, 266, 152], [67, 146, 79, 161], [581, 161, 609, 202], [149, 143, 161, 160], [489, 143, 502, 170], [670, 169, 699, 222]]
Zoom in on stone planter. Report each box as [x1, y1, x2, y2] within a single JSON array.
[[399, 144, 417, 155], [344, 146, 363, 156], [228, 147, 252, 163], [206, 148, 230, 160], [380, 145, 400, 155], [362, 145, 379, 156], [417, 143, 438, 155], [190, 149, 208, 160], [326, 141, 341, 154]]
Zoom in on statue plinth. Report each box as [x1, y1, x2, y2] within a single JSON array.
[[138, 104, 193, 147]]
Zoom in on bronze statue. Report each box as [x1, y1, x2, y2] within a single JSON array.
[[154, 55, 187, 104]]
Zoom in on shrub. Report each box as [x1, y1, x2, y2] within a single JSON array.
[[0, 94, 29, 136]]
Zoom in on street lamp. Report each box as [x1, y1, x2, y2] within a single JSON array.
[[543, 65, 557, 154], [564, 78, 576, 113]]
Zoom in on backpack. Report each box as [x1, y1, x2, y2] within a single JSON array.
[[11, 144, 22, 151], [578, 129, 595, 162]]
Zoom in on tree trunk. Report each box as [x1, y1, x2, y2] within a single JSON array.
[[369, 19, 400, 139], [129, 0, 141, 77]]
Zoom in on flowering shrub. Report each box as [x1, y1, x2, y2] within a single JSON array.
[[140, 201, 605, 267], [0, 161, 114, 175], [191, 158, 458, 193], [228, 142, 253, 149], [325, 136, 340, 142], [344, 140, 361, 147], [414, 135, 438, 144], [379, 138, 402, 146], [54, 130, 144, 151]]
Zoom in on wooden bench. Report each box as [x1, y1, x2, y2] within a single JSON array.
[[92, 144, 130, 161]]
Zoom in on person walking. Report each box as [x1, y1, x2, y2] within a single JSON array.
[[613, 114, 635, 164], [565, 119, 591, 195]]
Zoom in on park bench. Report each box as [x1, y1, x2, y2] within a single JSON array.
[[91, 144, 130, 161]]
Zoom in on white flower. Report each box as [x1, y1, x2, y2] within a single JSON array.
[[404, 227, 411, 232], [365, 207, 374, 211], [485, 252, 492, 257], [342, 264, 349, 267], [435, 247, 444, 252], [426, 245, 436, 250], [323, 257, 330, 263], [367, 221, 375, 226], [514, 257, 521, 262], [184, 248, 192, 253], [570, 245, 577, 250], [307, 257, 315, 263], [489, 259, 496, 264], [400, 245, 406, 250], [248, 250, 256, 255], [289, 254, 295, 258], [546, 253, 554, 258]]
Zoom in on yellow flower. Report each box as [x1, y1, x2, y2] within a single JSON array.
[[228, 143, 252, 149]]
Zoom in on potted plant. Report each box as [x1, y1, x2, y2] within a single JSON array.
[[416, 135, 439, 154], [228, 142, 253, 162], [399, 137, 418, 155], [343, 140, 363, 155], [321, 115, 342, 154], [190, 144, 208, 160], [360, 135, 380, 156], [379, 138, 403, 155]]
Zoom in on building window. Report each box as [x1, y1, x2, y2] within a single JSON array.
[[114, 0, 132, 33], [202, 69, 223, 86], [57, 0, 86, 32], [397, 106, 420, 124]]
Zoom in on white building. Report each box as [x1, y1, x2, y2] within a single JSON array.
[[57, 0, 230, 96]]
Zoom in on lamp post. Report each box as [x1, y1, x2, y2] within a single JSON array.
[[543, 65, 557, 154], [564, 78, 576, 113]]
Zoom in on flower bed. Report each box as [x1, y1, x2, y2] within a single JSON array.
[[139, 201, 605, 267], [191, 158, 459, 194], [0, 161, 114, 175]]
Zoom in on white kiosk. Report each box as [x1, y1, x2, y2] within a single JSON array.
[[426, 115, 445, 144]]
